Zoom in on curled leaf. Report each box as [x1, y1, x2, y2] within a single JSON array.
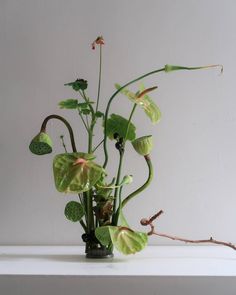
[[115, 84, 161, 124]]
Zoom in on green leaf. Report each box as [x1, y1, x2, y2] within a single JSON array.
[[115, 83, 161, 124], [64, 201, 84, 222], [58, 99, 78, 109], [64, 79, 88, 91], [95, 111, 104, 118], [108, 226, 148, 255], [95, 226, 112, 246], [118, 210, 129, 227], [53, 153, 104, 193], [81, 109, 90, 115], [78, 102, 93, 109], [106, 114, 136, 141]]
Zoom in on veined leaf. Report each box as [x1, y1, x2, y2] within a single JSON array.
[[106, 114, 136, 141], [59, 99, 78, 109], [53, 153, 104, 193], [95, 226, 112, 246], [64, 201, 84, 222], [108, 226, 148, 255], [115, 83, 161, 124]]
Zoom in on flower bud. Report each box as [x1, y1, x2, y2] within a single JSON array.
[[132, 135, 153, 156], [29, 132, 53, 155]]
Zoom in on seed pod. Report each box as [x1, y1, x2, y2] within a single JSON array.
[[29, 132, 53, 155], [132, 135, 153, 156]]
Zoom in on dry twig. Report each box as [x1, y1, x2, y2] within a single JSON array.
[[140, 210, 236, 251]]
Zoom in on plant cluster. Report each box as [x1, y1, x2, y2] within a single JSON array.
[[29, 36, 235, 256]]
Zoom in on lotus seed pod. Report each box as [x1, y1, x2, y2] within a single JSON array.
[[132, 135, 153, 156], [29, 132, 53, 155]]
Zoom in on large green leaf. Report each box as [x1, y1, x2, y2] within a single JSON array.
[[108, 226, 148, 255], [95, 226, 112, 246], [106, 114, 136, 141], [115, 84, 161, 124], [53, 153, 104, 193], [64, 201, 84, 222]]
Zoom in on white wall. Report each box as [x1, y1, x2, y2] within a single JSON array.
[[0, 0, 236, 246]]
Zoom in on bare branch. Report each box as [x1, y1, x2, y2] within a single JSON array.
[[140, 210, 236, 251]]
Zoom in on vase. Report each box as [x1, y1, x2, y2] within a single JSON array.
[[85, 242, 113, 258]]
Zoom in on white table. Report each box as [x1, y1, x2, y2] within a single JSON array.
[[1, 246, 236, 295]]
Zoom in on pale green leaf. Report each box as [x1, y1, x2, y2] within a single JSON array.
[[108, 226, 148, 255], [53, 153, 104, 193], [115, 83, 161, 124]]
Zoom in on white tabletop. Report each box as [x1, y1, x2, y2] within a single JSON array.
[[0, 245, 236, 277]]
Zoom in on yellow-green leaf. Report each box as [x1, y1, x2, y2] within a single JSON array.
[[53, 153, 104, 193]]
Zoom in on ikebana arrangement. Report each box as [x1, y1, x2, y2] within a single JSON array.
[[29, 36, 236, 258]]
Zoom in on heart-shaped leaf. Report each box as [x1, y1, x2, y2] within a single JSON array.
[[64, 201, 84, 222], [115, 83, 161, 124], [108, 226, 148, 255], [53, 153, 104, 193], [106, 114, 136, 141]]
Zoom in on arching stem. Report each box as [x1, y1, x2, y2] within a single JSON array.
[[122, 154, 153, 208], [40, 114, 77, 152]]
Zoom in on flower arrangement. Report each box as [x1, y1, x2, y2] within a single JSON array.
[[29, 36, 235, 258]]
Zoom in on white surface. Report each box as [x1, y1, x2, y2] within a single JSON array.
[[1, 246, 236, 277], [1, 0, 236, 246]]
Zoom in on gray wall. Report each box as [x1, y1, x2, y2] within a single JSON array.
[[1, 0, 236, 245]]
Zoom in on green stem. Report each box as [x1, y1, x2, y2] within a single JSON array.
[[124, 104, 137, 141], [77, 110, 89, 133], [96, 45, 102, 113], [103, 68, 165, 168], [112, 150, 124, 224], [40, 114, 77, 152], [92, 139, 104, 153], [113, 185, 123, 225], [122, 154, 153, 208]]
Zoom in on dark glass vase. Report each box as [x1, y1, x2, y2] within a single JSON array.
[[85, 242, 113, 259]]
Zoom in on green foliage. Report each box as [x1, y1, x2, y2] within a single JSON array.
[[53, 153, 104, 193], [115, 83, 161, 124], [106, 114, 136, 141], [64, 79, 88, 91], [29, 132, 53, 155], [59, 99, 78, 109], [108, 226, 148, 255], [95, 226, 112, 246], [95, 111, 104, 118], [64, 201, 84, 222]]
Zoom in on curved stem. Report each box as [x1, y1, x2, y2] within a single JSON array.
[[103, 68, 165, 168], [40, 114, 77, 152], [96, 45, 102, 113], [122, 155, 153, 208]]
